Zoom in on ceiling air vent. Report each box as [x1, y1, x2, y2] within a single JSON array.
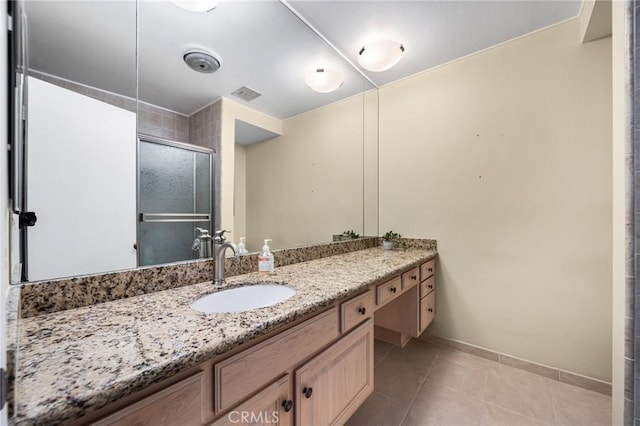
[[231, 86, 262, 102]]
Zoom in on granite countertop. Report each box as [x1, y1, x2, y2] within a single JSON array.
[[13, 247, 436, 425]]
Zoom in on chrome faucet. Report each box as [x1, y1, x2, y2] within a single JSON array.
[[213, 229, 238, 285]]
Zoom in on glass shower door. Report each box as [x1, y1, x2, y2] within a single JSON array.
[[138, 137, 213, 266]]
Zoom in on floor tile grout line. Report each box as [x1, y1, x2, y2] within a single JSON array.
[[397, 347, 442, 426], [482, 401, 551, 426], [479, 378, 556, 426], [474, 353, 557, 425], [545, 378, 558, 426]]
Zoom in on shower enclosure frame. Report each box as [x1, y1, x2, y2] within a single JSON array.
[[136, 134, 216, 267]]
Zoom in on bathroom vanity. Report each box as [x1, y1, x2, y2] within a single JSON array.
[[11, 246, 436, 425]]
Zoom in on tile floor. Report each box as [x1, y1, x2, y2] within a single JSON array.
[[346, 339, 612, 426]]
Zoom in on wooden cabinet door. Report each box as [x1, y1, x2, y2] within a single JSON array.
[[420, 290, 436, 332], [295, 320, 373, 426], [211, 375, 292, 426], [215, 307, 339, 412]]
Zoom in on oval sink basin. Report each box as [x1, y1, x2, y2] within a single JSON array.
[[191, 284, 296, 314]]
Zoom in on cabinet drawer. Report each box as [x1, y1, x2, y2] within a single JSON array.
[[341, 289, 375, 332], [401, 267, 420, 290], [215, 307, 339, 412], [211, 375, 292, 426], [376, 276, 402, 306], [93, 373, 204, 426], [420, 291, 436, 331], [420, 259, 436, 280], [420, 275, 435, 298]]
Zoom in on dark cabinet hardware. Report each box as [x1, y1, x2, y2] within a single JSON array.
[[282, 400, 293, 412], [302, 387, 313, 398], [358, 307, 366, 315]]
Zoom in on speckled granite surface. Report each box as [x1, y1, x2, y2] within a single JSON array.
[[19, 259, 213, 318], [20, 237, 387, 318], [12, 247, 436, 425]]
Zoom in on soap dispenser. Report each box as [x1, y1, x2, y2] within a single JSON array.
[[258, 239, 274, 275], [238, 237, 248, 255]]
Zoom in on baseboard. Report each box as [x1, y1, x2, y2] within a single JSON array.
[[419, 333, 612, 396]]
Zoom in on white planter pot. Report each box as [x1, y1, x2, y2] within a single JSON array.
[[382, 240, 393, 250]]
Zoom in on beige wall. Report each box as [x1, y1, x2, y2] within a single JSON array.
[[379, 20, 613, 381], [234, 144, 247, 243], [220, 98, 281, 243], [245, 94, 367, 252]]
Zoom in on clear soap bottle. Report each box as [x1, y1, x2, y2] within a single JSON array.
[[258, 239, 274, 275]]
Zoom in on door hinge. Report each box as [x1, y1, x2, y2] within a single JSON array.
[[0, 368, 7, 409]]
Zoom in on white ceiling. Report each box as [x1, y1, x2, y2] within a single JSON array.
[[25, 0, 582, 119], [289, 1, 583, 87]]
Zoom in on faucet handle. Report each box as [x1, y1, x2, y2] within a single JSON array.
[[213, 229, 230, 241]]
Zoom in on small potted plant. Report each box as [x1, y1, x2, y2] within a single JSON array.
[[382, 231, 401, 250], [341, 230, 360, 239]]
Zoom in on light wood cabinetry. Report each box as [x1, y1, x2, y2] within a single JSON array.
[[340, 289, 375, 332], [420, 290, 436, 331], [374, 259, 437, 346], [420, 275, 435, 298], [88, 257, 435, 426], [419, 259, 436, 332], [376, 276, 402, 305], [420, 259, 435, 281], [210, 375, 292, 426], [401, 267, 420, 290], [215, 307, 339, 412], [295, 320, 374, 426], [92, 373, 204, 426]]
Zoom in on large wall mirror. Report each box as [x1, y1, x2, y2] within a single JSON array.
[[13, 0, 378, 283]]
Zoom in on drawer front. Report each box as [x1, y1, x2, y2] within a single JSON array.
[[420, 275, 435, 299], [401, 267, 420, 290], [211, 375, 292, 426], [376, 276, 402, 306], [420, 291, 436, 331], [420, 259, 436, 281], [215, 307, 339, 412], [340, 290, 375, 332], [93, 373, 204, 426]]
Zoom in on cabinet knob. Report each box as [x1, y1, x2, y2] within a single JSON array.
[[428, 308, 434, 313], [428, 284, 433, 289], [358, 307, 366, 315], [428, 268, 433, 272], [282, 399, 293, 412], [390, 287, 397, 293], [411, 275, 417, 280], [302, 387, 313, 398]]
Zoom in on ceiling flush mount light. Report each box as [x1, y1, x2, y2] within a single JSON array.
[[171, 0, 218, 12], [357, 40, 405, 72], [305, 68, 343, 93]]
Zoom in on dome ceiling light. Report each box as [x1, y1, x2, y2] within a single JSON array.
[[171, 0, 218, 12], [357, 40, 405, 72], [305, 68, 343, 93]]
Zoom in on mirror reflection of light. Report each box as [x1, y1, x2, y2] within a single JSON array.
[[171, 0, 218, 12], [305, 68, 343, 93], [357, 40, 405, 72]]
